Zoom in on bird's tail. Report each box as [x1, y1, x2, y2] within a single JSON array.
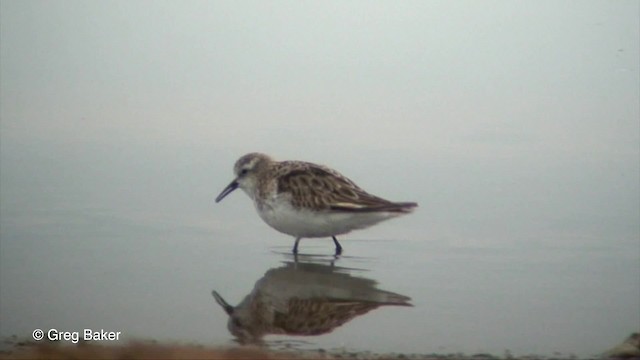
[[330, 201, 418, 213], [382, 201, 418, 213]]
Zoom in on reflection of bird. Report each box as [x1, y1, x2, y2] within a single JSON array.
[[215, 153, 417, 255], [212, 261, 412, 342]]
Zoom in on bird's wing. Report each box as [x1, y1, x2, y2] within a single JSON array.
[[276, 162, 413, 212], [274, 298, 382, 335]]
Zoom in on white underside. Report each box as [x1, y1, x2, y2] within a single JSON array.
[[255, 195, 402, 238]]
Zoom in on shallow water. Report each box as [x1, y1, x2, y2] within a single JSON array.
[[0, 148, 638, 358]]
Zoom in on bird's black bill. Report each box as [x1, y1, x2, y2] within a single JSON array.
[[215, 180, 238, 203], [212, 291, 234, 315]]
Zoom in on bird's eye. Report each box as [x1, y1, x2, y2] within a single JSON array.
[[239, 168, 249, 176]]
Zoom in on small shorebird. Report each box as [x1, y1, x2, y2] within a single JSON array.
[[212, 261, 412, 342], [215, 153, 417, 255]]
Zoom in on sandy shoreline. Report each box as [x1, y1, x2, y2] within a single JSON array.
[[2, 333, 638, 360], [1, 338, 637, 360]]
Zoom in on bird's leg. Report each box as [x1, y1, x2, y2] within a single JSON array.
[[292, 237, 301, 254], [332, 236, 343, 255]]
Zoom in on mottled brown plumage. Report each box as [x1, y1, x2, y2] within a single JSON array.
[[215, 153, 418, 254], [275, 162, 405, 211], [212, 261, 412, 343], [276, 298, 383, 335]]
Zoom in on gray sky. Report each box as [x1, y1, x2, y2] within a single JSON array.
[[1, 1, 638, 151]]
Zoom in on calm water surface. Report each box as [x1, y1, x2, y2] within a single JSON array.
[[0, 144, 637, 358]]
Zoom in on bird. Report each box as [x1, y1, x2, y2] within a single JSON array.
[[212, 261, 412, 342], [215, 152, 417, 255]]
